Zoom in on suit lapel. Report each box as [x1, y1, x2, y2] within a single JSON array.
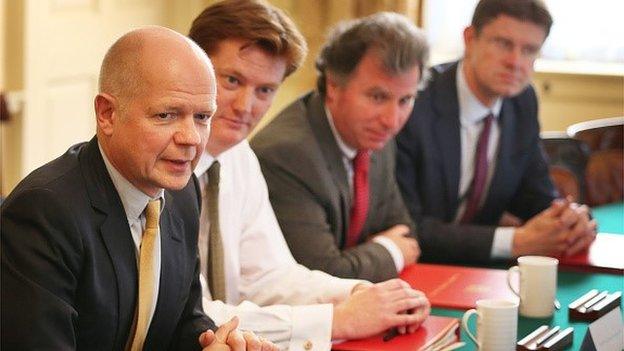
[[306, 93, 352, 245], [80, 138, 137, 348], [366, 148, 382, 232], [432, 64, 462, 220]]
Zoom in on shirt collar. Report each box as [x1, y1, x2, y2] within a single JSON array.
[[457, 61, 503, 127], [324, 104, 358, 161], [99, 143, 164, 220], [194, 151, 216, 179]]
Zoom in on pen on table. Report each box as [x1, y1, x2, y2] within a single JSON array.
[[383, 327, 399, 342]]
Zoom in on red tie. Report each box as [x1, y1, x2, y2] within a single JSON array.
[[346, 150, 370, 248], [461, 114, 494, 223]]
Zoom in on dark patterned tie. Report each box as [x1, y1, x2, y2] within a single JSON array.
[[346, 150, 370, 248], [206, 161, 226, 301], [461, 114, 494, 223]]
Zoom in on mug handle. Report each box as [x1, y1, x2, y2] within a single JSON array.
[[461, 308, 479, 347], [507, 265, 520, 297]]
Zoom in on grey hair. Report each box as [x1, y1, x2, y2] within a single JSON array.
[[315, 12, 429, 95]]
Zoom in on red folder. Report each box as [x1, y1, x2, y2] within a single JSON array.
[[399, 263, 517, 310], [332, 315, 459, 351], [558, 233, 624, 274]]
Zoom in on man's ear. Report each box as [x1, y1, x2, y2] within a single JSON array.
[[463, 26, 476, 56], [325, 73, 340, 104], [95, 93, 117, 136]]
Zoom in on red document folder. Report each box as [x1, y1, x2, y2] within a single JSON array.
[[558, 233, 624, 274], [332, 315, 459, 351], [399, 263, 517, 310]]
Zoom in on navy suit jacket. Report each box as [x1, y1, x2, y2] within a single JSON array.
[[396, 62, 556, 264], [1, 137, 215, 350]]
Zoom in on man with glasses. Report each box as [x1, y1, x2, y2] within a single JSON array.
[[396, 0, 596, 264]]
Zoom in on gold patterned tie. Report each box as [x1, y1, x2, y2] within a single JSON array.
[[206, 161, 226, 301], [129, 199, 160, 351]]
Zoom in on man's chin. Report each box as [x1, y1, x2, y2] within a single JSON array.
[[497, 83, 528, 98], [207, 134, 246, 156], [162, 179, 192, 191], [362, 140, 387, 151]]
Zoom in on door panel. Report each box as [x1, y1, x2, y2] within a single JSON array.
[[19, 0, 168, 176]]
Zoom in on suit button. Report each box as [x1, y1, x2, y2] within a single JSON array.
[[303, 340, 313, 350]]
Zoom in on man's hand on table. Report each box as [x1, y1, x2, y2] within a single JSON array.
[[199, 317, 279, 351], [332, 279, 430, 340], [511, 198, 597, 257]]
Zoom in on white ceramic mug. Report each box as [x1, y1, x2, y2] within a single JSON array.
[[507, 256, 558, 318], [461, 299, 518, 350]]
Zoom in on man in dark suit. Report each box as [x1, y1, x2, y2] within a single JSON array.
[[252, 13, 429, 282], [396, 0, 596, 264], [1, 26, 275, 351]]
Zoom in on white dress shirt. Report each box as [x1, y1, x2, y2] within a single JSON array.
[[325, 106, 405, 272], [194, 140, 364, 351], [99, 144, 164, 332], [456, 62, 515, 259]]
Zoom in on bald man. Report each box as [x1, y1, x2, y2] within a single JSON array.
[[1, 27, 275, 351]]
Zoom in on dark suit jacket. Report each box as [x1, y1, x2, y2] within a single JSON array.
[[251, 92, 414, 282], [1, 137, 215, 350], [396, 62, 556, 264]]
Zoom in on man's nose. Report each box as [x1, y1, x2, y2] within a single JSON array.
[[174, 116, 202, 146], [380, 103, 401, 130], [504, 45, 524, 68], [232, 88, 254, 115]]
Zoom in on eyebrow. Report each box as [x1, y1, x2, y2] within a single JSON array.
[[365, 87, 390, 94], [364, 87, 416, 98], [149, 102, 215, 114], [217, 68, 281, 89]]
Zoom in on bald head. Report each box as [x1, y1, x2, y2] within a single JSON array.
[[94, 26, 217, 196], [99, 26, 214, 102]]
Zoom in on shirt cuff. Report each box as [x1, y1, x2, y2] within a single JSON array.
[[371, 236, 404, 272], [490, 227, 515, 259], [290, 304, 333, 351]]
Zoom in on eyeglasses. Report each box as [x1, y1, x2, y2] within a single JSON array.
[[484, 35, 541, 60]]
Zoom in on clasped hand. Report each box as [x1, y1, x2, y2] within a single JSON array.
[[199, 317, 279, 351], [512, 197, 597, 257], [332, 279, 431, 340]]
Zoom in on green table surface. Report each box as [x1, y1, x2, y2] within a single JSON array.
[[592, 202, 624, 234], [433, 271, 623, 350], [432, 202, 624, 350]]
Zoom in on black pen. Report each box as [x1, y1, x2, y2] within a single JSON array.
[[383, 327, 399, 342]]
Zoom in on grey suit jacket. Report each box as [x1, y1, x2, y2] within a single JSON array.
[[251, 92, 414, 282], [1, 137, 215, 350], [396, 62, 556, 264]]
